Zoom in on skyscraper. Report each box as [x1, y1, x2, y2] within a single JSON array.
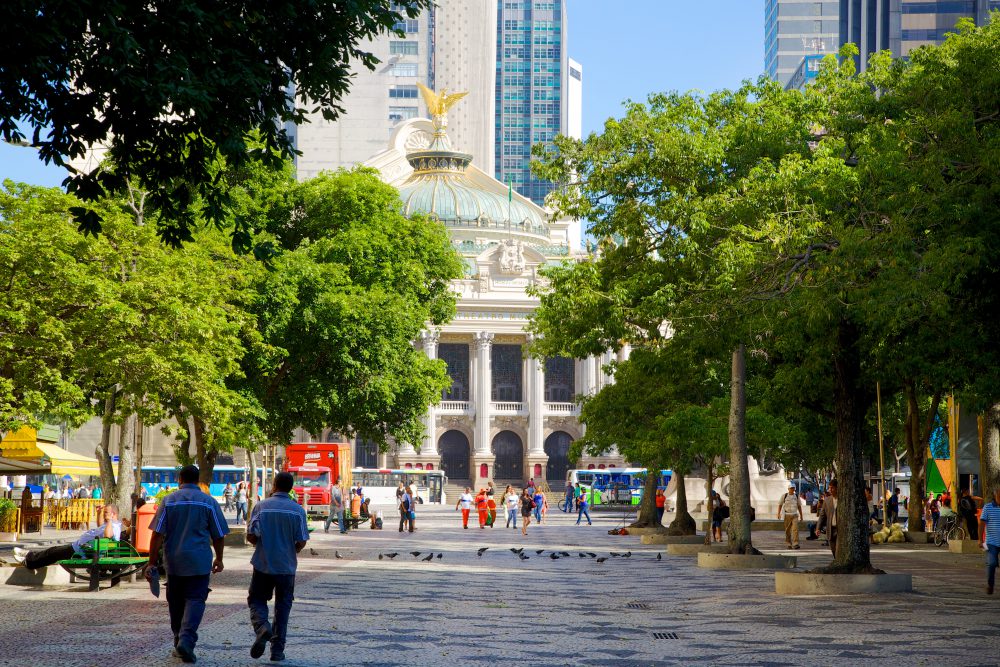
[[840, 0, 1000, 73], [495, 0, 579, 207], [765, 1, 841, 87]]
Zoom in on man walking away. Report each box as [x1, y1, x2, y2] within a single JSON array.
[[399, 487, 412, 533], [325, 483, 345, 534], [826, 481, 839, 556], [778, 484, 803, 550], [145, 465, 228, 664], [958, 489, 978, 541], [978, 487, 1000, 595], [562, 481, 574, 513], [223, 483, 234, 512], [247, 472, 309, 662], [887, 488, 900, 526], [576, 490, 592, 525]]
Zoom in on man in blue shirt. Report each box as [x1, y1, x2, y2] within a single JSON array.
[[145, 465, 228, 664], [978, 486, 1000, 595], [247, 472, 309, 662]]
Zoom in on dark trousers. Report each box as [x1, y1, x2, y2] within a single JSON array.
[[166, 574, 211, 647], [963, 513, 979, 541], [656, 507, 665, 526], [987, 544, 998, 589], [829, 526, 838, 556], [248, 569, 296, 653], [25, 544, 75, 570], [399, 510, 413, 532]]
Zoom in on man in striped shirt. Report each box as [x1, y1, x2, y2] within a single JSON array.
[[978, 487, 1000, 595], [145, 465, 229, 663], [247, 472, 310, 662]]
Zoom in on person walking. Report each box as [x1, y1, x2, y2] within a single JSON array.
[[958, 488, 978, 541], [475, 488, 489, 529], [978, 486, 1000, 595], [399, 486, 413, 533], [235, 481, 249, 525], [532, 487, 545, 524], [573, 483, 583, 512], [144, 465, 228, 664], [519, 488, 534, 536], [576, 489, 592, 525], [456, 487, 473, 529], [655, 488, 666, 527], [887, 488, 900, 525], [223, 483, 234, 512], [778, 484, 803, 550], [407, 483, 418, 532], [826, 480, 839, 556], [930, 494, 942, 531], [503, 485, 518, 529], [246, 472, 309, 662], [562, 481, 574, 513], [711, 498, 728, 542], [486, 490, 497, 527], [324, 483, 345, 534]]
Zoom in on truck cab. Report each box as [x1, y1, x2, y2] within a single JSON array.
[[287, 464, 332, 512]]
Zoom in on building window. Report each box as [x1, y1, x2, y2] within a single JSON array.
[[393, 19, 419, 33], [491, 344, 523, 402], [389, 85, 419, 99], [544, 356, 575, 403], [390, 41, 419, 55], [439, 343, 470, 401], [390, 63, 418, 77], [388, 106, 418, 123]]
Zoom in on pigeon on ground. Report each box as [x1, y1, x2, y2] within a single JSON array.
[[578, 553, 587, 558], [560, 551, 571, 557], [480, 548, 490, 557], [535, 549, 545, 554], [596, 557, 607, 563], [656, 553, 662, 561], [436, 553, 442, 559], [310, 548, 318, 556], [610, 551, 622, 557], [379, 554, 384, 560], [623, 552, 632, 558], [518, 553, 529, 560], [386, 553, 399, 559], [549, 553, 560, 560], [587, 552, 597, 558], [335, 551, 344, 560], [509, 547, 518, 553], [422, 553, 434, 562], [410, 551, 421, 557]]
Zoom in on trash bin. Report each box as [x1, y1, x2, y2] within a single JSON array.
[[135, 502, 157, 554]]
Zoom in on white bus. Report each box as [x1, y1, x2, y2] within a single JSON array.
[[349, 468, 447, 507]]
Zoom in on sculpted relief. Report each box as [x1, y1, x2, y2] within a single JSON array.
[[497, 238, 526, 275]]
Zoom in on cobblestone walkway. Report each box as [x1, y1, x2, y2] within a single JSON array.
[[1, 506, 997, 666]]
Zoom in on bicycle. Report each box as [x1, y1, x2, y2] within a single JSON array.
[[932, 514, 966, 547]]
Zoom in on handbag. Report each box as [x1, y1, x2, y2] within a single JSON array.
[[408, 510, 416, 520]]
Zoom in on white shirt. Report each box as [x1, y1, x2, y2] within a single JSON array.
[[458, 493, 473, 510], [505, 493, 519, 510], [72, 521, 123, 552], [780, 493, 801, 516]]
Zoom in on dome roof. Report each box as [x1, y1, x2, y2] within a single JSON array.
[[394, 100, 546, 235]]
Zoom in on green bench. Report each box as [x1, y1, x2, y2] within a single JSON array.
[[57, 538, 148, 591]]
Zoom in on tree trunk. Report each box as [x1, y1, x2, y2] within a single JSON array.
[[666, 470, 696, 535], [95, 392, 118, 501], [629, 467, 661, 529], [983, 403, 1000, 502], [173, 414, 194, 466], [902, 382, 941, 534], [116, 414, 137, 518], [193, 417, 217, 488], [727, 344, 758, 554], [820, 320, 879, 574]]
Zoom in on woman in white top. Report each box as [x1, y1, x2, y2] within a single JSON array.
[[503, 485, 519, 529]]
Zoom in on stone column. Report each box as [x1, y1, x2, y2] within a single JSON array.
[[526, 340, 548, 484], [473, 332, 494, 454], [420, 330, 440, 458]]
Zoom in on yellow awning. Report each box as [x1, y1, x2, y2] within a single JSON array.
[[35, 443, 101, 476], [0, 427, 43, 456]]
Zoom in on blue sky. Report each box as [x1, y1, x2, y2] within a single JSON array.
[[0, 1, 764, 187]]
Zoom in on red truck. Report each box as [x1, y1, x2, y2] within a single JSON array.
[[284, 442, 352, 515]]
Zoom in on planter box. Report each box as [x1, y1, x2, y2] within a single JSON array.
[[640, 533, 704, 545], [948, 539, 984, 555], [775, 571, 912, 595], [0, 565, 71, 586], [0, 531, 18, 542], [904, 531, 930, 543], [224, 525, 248, 548], [666, 543, 729, 556], [625, 526, 668, 536], [697, 552, 797, 570], [699, 519, 789, 532]]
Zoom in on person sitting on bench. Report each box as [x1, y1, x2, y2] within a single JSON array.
[[13, 504, 123, 570]]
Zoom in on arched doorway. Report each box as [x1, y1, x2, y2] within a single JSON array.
[[492, 431, 523, 480], [545, 431, 573, 484], [438, 430, 470, 481]]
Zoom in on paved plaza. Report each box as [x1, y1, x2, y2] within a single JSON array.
[[0, 506, 998, 667]]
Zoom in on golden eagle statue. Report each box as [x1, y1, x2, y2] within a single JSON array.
[[417, 82, 468, 120]]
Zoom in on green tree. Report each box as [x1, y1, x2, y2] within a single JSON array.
[[0, 0, 430, 251]]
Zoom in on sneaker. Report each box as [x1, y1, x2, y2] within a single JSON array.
[[250, 624, 272, 659], [11, 547, 27, 564], [793, 545, 801, 550], [988, 585, 994, 595], [175, 641, 197, 663], [271, 649, 286, 662]]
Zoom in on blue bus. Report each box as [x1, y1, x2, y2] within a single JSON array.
[[568, 468, 672, 506], [140, 465, 251, 497]]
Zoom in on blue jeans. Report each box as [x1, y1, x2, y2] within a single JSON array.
[[324, 509, 345, 533], [534, 505, 543, 523], [166, 574, 211, 648], [987, 544, 999, 590], [235, 501, 247, 524], [931, 511, 940, 531], [577, 506, 591, 525], [506, 508, 517, 528], [248, 569, 296, 653], [562, 494, 573, 512]]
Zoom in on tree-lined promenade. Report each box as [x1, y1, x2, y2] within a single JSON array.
[[529, 21, 1000, 577]]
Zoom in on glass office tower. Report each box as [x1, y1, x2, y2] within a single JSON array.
[[495, 0, 569, 207], [765, 1, 841, 87]]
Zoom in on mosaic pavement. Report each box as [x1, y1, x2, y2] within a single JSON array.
[[0, 505, 997, 666]]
